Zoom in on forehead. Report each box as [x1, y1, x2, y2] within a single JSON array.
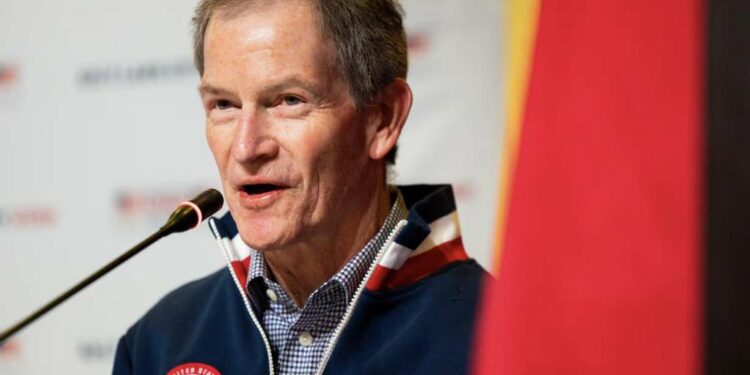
[[202, 0, 337, 80], [212, 0, 317, 29]]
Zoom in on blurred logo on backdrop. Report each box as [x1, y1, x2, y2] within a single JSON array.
[[407, 31, 430, 58], [0, 63, 17, 90], [0, 339, 21, 360], [0, 205, 57, 229], [115, 185, 219, 229], [78, 59, 195, 88], [0, 62, 20, 108], [452, 181, 477, 201], [76, 338, 116, 362], [0, 340, 23, 374]]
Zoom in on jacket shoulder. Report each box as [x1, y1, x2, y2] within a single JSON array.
[[327, 259, 489, 374], [120, 268, 233, 347], [115, 267, 263, 374], [137, 267, 234, 329]]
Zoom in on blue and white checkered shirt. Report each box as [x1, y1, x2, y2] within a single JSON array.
[[246, 189, 408, 375]]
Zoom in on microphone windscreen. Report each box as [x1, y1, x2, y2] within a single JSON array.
[[161, 189, 224, 234], [191, 188, 224, 218]]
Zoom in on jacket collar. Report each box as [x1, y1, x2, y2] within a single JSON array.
[[207, 184, 468, 293]]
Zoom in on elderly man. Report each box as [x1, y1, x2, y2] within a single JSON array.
[[113, 0, 487, 374]]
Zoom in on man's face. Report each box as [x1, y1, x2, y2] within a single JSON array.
[[200, 1, 376, 251]]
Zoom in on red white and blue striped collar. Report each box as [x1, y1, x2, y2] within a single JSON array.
[[208, 184, 469, 293]]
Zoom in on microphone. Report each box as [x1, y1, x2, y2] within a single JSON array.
[[161, 188, 224, 234], [0, 188, 224, 344]]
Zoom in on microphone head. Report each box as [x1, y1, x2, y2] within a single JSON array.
[[161, 189, 224, 235], [190, 188, 224, 218]]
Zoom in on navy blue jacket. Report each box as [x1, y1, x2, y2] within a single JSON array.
[[113, 185, 488, 375]]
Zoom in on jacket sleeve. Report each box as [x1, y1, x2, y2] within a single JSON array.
[[112, 335, 133, 375]]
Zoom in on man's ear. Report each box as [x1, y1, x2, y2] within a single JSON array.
[[367, 78, 413, 161]]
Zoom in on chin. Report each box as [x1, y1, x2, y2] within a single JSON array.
[[234, 214, 296, 252], [225, 189, 308, 251]]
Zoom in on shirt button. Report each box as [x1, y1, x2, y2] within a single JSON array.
[[298, 331, 313, 347], [266, 289, 278, 302]]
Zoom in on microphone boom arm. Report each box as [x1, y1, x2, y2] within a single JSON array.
[[0, 188, 223, 344], [0, 228, 168, 343]]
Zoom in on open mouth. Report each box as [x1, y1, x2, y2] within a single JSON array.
[[242, 184, 286, 196]]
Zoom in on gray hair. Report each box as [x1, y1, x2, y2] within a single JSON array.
[[192, 0, 408, 164]]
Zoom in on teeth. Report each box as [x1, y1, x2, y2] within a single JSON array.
[[243, 184, 281, 195]]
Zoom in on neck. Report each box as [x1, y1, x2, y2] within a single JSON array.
[[264, 181, 392, 307]]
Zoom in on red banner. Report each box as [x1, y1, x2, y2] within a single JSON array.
[[475, 1, 702, 373]]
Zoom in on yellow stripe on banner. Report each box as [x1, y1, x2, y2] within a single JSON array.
[[492, 0, 542, 274]]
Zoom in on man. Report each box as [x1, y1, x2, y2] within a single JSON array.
[[113, 0, 487, 374]]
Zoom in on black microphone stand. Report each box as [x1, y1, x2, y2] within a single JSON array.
[[0, 188, 223, 344], [0, 229, 168, 343]]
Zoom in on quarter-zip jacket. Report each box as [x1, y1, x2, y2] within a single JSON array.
[[113, 184, 488, 375]]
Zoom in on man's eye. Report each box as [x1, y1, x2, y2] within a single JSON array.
[[282, 96, 302, 106], [215, 99, 232, 110]]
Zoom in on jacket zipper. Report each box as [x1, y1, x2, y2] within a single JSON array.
[[314, 219, 408, 375], [211, 218, 407, 375], [209, 219, 276, 375]]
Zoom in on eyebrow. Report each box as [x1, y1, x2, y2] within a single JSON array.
[[265, 77, 325, 100], [198, 83, 233, 97], [198, 76, 325, 101]]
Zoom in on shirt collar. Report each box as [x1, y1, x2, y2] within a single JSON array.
[[245, 186, 408, 310]]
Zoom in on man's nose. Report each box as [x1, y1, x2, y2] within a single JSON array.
[[231, 111, 279, 163]]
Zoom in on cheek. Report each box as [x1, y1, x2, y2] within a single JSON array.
[[312, 125, 370, 192], [331, 121, 369, 168], [320, 113, 367, 155], [300, 133, 352, 175], [206, 125, 233, 172], [281, 110, 367, 184]]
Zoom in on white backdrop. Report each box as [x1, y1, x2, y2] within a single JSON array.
[[0, 0, 505, 373]]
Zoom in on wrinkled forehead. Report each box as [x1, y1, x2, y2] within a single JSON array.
[[207, 0, 335, 63], [201, 0, 349, 101], [211, 0, 320, 32], [207, 4, 332, 59]]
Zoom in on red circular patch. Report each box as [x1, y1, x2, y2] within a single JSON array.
[[167, 362, 221, 375]]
